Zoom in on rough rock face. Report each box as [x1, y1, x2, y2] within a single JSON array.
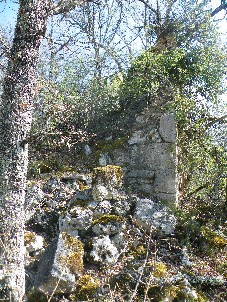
[[25, 166, 178, 297], [111, 111, 178, 205], [92, 165, 123, 201], [59, 207, 93, 238], [133, 198, 176, 235], [24, 231, 44, 254], [33, 232, 84, 294], [23, 164, 226, 302]]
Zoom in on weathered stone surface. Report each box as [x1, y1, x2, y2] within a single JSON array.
[[143, 143, 176, 169], [59, 207, 93, 237], [133, 198, 176, 235], [127, 170, 155, 179], [34, 232, 84, 294], [128, 130, 146, 145], [25, 183, 44, 221], [147, 128, 162, 142], [93, 200, 112, 215], [99, 153, 112, 166], [71, 188, 92, 202], [92, 219, 125, 236], [92, 165, 123, 201], [154, 169, 177, 194], [90, 236, 119, 264], [92, 184, 114, 201], [159, 113, 177, 143], [112, 198, 132, 216], [24, 231, 44, 254], [61, 173, 91, 185], [110, 108, 178, 205]]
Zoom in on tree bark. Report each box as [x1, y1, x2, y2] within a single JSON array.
[[0, 1, 49, 300]]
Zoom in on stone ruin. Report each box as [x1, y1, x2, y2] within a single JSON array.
[[97, 107, 178, 205]]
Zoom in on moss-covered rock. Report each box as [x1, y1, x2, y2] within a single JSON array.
[[92, 214, 124, 225], [60, 232, 84, 275], [92, 165, 123, 188], [76, 275, 100, 300]]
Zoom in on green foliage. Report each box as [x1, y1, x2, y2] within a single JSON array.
[[117, 0, 226, 211], [32, 65, 122, 137]]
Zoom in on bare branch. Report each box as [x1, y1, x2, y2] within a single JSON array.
[[51, 0, 96, 15], [211, 2, 227, 16], [206, 114, 227, 129]]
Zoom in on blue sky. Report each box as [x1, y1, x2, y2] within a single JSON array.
[[0, 1, 18, 26]]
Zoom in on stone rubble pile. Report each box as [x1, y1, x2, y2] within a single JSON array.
[[25, 165, 177, 299]]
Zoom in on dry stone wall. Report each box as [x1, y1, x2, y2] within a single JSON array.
[[111, 108, 178, 205]]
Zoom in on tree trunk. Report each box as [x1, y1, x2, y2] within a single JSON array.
[[0, 1, 49, 301]]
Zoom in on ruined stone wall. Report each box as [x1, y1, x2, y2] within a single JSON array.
[[111, 107, 178, 205]]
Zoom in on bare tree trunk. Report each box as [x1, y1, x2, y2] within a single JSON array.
[[0, 1, 49, 300]]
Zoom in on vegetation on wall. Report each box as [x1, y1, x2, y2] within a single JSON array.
[[0, 0, 226, 301]]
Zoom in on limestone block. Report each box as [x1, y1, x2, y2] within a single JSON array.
[[112, 199, 132, 216], [61, 173, 91, 185], [34, 233, 84, 294], [148, 129, 162, 142], [99, 153, 112, 166], [154, 192, 177, 205], [92, 184, 115, 201], [127, 170, 155, 180], [111, 232, 125, 249], [154, 169, 177, 194], [59, 207, 93, 236], [92, 218, 125, 236], [93, 200, 112, 215], [92, 165, 123, 201], [159, 113, 177, 143], [71, 188, 92, 203], [90, 235, 119, 264], [133, 198, 176, 235], [93, 165, 123, 187], [141, 143, 176, 170]]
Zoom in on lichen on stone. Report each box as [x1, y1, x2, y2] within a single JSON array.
[[92, 214, 124, 226], [24, 231, 36, 244], [76, 274, 100, 300], [153, 261, 168, 278], [92, 165, 123, 187], [59, 232, 84, 275]]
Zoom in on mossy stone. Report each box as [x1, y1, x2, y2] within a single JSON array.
[[92, 214, 124, 226], [76, 275, 100, 300], [60, 232, 84, 275], [92, 165, 123, 187]]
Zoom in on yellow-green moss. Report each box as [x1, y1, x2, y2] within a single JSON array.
[[60, 232, 84, 275], [76, 275, 100, 300], [95, 137, 128, 154], [129, 244, 146, 259], [92, 214, 124, 225], [93, 165, 123, 186], [153, 262, 168, 278], [24, 231, 36, 245], [148, 284, 208, 302], [201, 225, 227, 250], [77, 180, 90, 191]]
